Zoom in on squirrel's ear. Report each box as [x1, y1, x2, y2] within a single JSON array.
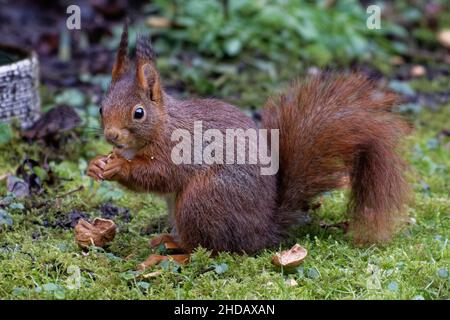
[[136, 34, 163, 106], [111, 22, 130, 82]]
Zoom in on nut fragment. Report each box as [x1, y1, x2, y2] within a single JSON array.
[[272, 244, 308, 269], [74, 218, 116, 248]]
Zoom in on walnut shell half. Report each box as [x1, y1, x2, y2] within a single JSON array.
[[74, 218, 116, 249], [272, 244, 308, 270]]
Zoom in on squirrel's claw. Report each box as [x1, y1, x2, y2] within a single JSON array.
[[102, 157, 128, 180], [87, 156, 108, 181]]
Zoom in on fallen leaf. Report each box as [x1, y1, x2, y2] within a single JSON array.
[[6, 175, 30, 198], [137, 254, 166, 271], [390, 56, 404, 66], [100, 202, 131, 222], [22, 105, 81, 140], [137, 254, 190, 271], [0, 209, 13, 227], [146, 16, 172, 28], [14, 158, 54, 195], [214, 263, 229, 274], [272, 244, 308, 270], [142, 270, 163, 279], [74, 218, 116, 248]]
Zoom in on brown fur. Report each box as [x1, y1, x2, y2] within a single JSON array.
[[111, 22, 129, 82], [262, 74, 411, 244], [87, 29, 411, 253]]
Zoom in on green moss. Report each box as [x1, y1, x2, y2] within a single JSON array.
[[0, 102, 449, 299]]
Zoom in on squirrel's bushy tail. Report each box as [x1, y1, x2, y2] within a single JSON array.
[[262, 73, 411, 244]]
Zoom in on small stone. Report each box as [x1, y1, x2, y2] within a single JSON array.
[[410, 65, 426, 77], [285, 278, 298, 287], [437, 29, 450, 48]]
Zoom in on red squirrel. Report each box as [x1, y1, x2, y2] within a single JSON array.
[[87, 25, 410, 255]]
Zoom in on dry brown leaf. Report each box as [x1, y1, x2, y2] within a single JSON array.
[[137, 254, 166, 271], [74, 218, 116, 248], [137, 254, 191, 271], [21, 105, 81, 140], [146, 16, 172, 28], [390, 56, 404, 66], [272, 244, 307, 269], [142, 270, 163, 279]]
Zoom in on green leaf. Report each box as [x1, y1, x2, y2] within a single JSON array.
[[12, 287, 27, 296], [55, 89, 85, 108], [0, 209, 13, 226], [43, 283, 58, 292], [120, 270, 139, 281], [33, 166, 48, 182], [0, 123, 13, 146], [105, 252, 122, 262], [50, 161, 79, 180], [137, 281, 150, 290], [214, 263, 229, 274], [388, 80, 416, 97], [307, 267, 320, 279], [303, 44, 332, 67], [387, 281, 399, 292], [437, 268, 448, 279], [224, 38, 242, 56], [96, 183, 125, 202], [54, 289, 66, 299], [8, 203, 25, 211]]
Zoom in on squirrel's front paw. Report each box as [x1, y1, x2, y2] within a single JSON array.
[[87, 155, 109, 181], [102, 156, 130, 181]]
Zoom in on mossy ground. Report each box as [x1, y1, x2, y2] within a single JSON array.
[[0, 96, 448, 300]]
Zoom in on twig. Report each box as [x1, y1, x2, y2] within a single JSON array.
[[56, 185, 84, 199]]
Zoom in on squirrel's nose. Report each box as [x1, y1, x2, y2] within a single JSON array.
[[105, 128, 120, 144]]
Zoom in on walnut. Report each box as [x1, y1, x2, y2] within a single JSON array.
[[74, 218, 116, 248]]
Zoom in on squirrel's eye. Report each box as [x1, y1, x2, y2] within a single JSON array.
[[99, 107, 103, 116], [133, 107, 145, 120]]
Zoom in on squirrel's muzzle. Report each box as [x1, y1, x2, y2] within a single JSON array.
[[105, 127, 128, 149]]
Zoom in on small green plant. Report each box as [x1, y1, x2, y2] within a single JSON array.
[[152, 0, 404, 66]]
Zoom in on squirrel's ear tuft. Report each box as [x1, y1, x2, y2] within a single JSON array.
[[136, 33, 163, 106], [111, 22, 130, 82]]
